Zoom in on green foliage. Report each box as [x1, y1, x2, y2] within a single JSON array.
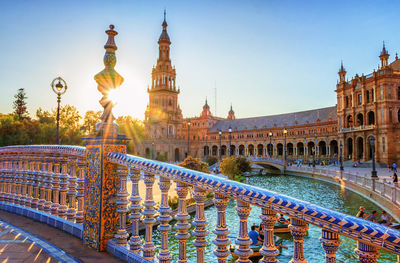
[[220, 156, 251, 181], [13, 88, 28, 120], [82, 110, 102, 135], [115, 116, 144, 154], [205, 155, 218, 166], [178, 156, 209, 173], [155, 152, 168, 162], [168, 196, 179, 210]]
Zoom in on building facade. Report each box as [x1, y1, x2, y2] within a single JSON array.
[[142, 18, 400, 165]]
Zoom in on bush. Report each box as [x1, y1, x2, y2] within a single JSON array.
[[220, 156, 251, 181], [205, 155, 218, 166], [178, 156, 209, 173]]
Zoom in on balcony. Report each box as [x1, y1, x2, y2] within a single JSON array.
[[341, 124, 375, 133]]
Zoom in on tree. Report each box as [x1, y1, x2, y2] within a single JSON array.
[[220, 156, 251, 181], [205, 155, 218, 166], [116, 116, 145, 154], [13, 88, 28, 120], [82, 110, 102, 135], [178, 156, 209, 173]]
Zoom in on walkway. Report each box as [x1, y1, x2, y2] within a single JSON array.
[[0, 211, 123, 263]]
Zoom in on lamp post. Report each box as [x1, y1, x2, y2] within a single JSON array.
[[205, 133, 208, 157], [283, 129, 287, 168], [312, 146, 316, 168], [228, 126, 232, 156], [51, 77, 68, 145], [218, 130, 222, 161], [187, 119, 191, 158], [370, 137, 377, 178], [151, 142, 154, 159], [268, 132, 273, 157], [339, 141, 344, 171]]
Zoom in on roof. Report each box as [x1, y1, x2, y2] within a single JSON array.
[[390, 59, 400, 71], [209, 106, 337, 132]]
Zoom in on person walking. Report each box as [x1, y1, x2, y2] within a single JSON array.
[[393, 162, 397, 172], [393, 172, 398, 187]]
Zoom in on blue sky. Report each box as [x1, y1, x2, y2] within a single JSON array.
[[1, 0, 399, 120]]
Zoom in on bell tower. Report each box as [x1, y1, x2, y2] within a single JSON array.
[[145, 11, 182, 140], [379, 41, 389, 68]]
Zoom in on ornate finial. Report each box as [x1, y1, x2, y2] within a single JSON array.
[[164, 9, 166, 22], [381, 41, 388, 55], [94, 24, 124, 135], [396, 53, 398, 60], [162, 10, 167, 29]]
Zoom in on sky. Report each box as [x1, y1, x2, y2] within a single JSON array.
[[1, 0, 400, 120]]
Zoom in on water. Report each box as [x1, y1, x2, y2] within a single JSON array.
[[149, 174, 398, 262]]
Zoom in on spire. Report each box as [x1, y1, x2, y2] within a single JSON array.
[[379, 41, 390, 68], [227, 104, 235, 120], [396, 53, 399, 60], [159, 10, 170, 43], [381, 41, 388, 55], [338, 60, 346, 83], [339, 60, 345, 72]]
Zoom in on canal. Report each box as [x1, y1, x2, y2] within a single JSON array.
[[150, 174, 397, 262]]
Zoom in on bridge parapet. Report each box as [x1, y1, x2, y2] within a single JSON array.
[[0, 145, 399, 262]]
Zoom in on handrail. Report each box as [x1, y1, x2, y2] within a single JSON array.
[[0, 145, 86, 157], [107, 152, 400, 255]]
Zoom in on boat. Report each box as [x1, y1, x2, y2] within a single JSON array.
[[229, 238, 286, 262], [274, 223, 290, 233]]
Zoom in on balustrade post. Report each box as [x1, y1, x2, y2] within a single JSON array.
[[5, 157, 11, 203], [175, 181, 191, 263], [259, 208, 279, 263], [354, 241, 380, 263], [57, 158, 69, 218], [10, 159, 17, 204], [66, 159, 77, 221], [289, 218, 308, 263], [213, 193, 230, 263], [43, 159, 53, 213], [75, 162, 85, 224], [128, 169, 142, 253], [193, 187, 209, 263], [0, 155, 4, 201], [50, 158, 60, 214], [157, 176, 172, 263], [37, 156, 47, 210], [30, 156, 40, 208], [319, 229, 341, 263], [26, 156, 34, 206], [14, 156, 22, 205], [235, 200, 253, 263], [114, 165, 129, 245], [142, 172, 156, 260]]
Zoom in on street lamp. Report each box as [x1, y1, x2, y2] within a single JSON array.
[[205, 133, 208, 157], [312, 146, 316, 168], [283, 129, 288, 167], [228, 126, 232, 156], [339, 141, 344, 171], [151, 142, 155, 159], [187, 119, 191, 158], [268, 132, 273, 157], [370, 137, 377, 178], [51, 77, 68, 145], [218, 130, 222, 161]]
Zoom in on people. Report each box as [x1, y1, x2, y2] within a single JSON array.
[[258, 223, 264, 240], [393, 172, 398, 187], [379, 210, 392, 227], [368, 210, 377, 223], [249, 225, 262, 246], [356, 206, 367, 219], [278, 214, 289, 224], [393, 162, 397, 172]]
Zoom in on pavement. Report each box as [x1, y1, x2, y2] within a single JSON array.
[[0, 211, 123, 263]]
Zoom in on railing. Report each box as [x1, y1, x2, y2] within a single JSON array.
[[286, 166, 400, 207], [0, 145, 399, 262], [341, 124, 375, 133], [250, 156, 284, 165]]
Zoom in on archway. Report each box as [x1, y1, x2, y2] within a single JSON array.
[[356, 137, 363, 160], [318, 141, 327, 156], [277, 143, 283, 156], [287, 143, 293, 155], [175, 148, 180, 162], [297, 142, 304, 156], [330, 140, 338, 156], [239, 145, 245, 156], [145, 148, 150, 159], [221, 145, 227, 156], [347, 138, 353, 160], [267, 143, 273, 156], [307, 142, 315, 156], [230, 145, 236, 156], [368, 111, 375, 125], [212, 145, 218, 156], [248, 144, 254, 156], [257, 144, 263, 156], [367, 136, 375, 160], [356, 113, 364, 126], [203, 146, 209, 156]]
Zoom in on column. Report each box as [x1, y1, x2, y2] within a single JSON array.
[[114, 166, 129, 245], [289, 218, 308, 263], [235, 200, 253, 263], [142, 172, 156, 260], [37, 157, 46, 210], [128, 169, 142, 253], [75, 162, 85, 224], [57, 159, 69, 218], [50, 159, 60, 214], [213, 194, 230, 263], [354, 241, 380, 263], [43, 158, 53, 213], [175, 182, 191, 263], [157, 176, 172, 263], [192, 187, 209, 263], [31, 156, 40, 208], [66, 159, 77, 221], [259, 208, 279, 263], [319, 229, 341, 263]]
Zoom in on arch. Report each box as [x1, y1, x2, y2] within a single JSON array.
[[248, 144, 255, 156], [347, 138, 353, 160], [330, 140, 338, 156], [346, 115, 353, 128], [398, 109, 400, 123], [287, 143, 294, 155], [239, 145, 245, 156], [145, 148, 150, 159], [203, 146, 209, 156], [221, 145, 227, 156], [356, 113, 363, 126], [174, 148, 180, 162], [230, 145, 236, 156], [356, 137, 363, 160], [257, 144, 264, 156], [267, 143, 273, 156], [212, 145, 218, 156], [367, 111, 375, 125], [307, 141, 315, 156], [297, 142, 304, 156], [277, 143, 283, 156], [318, 141, 327, 156], [367, 136, 375, 160]]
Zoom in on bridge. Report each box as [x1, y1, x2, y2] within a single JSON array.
[[0, 25, 399, 263], [250, 156, 285, 174]]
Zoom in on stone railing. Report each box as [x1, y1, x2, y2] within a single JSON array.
[[0, 145, 399, 262], [250, 156, 284, 165], [341, 124, 375, 133], [107, 152, 400, 263], [286, 166, 400, 209]]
